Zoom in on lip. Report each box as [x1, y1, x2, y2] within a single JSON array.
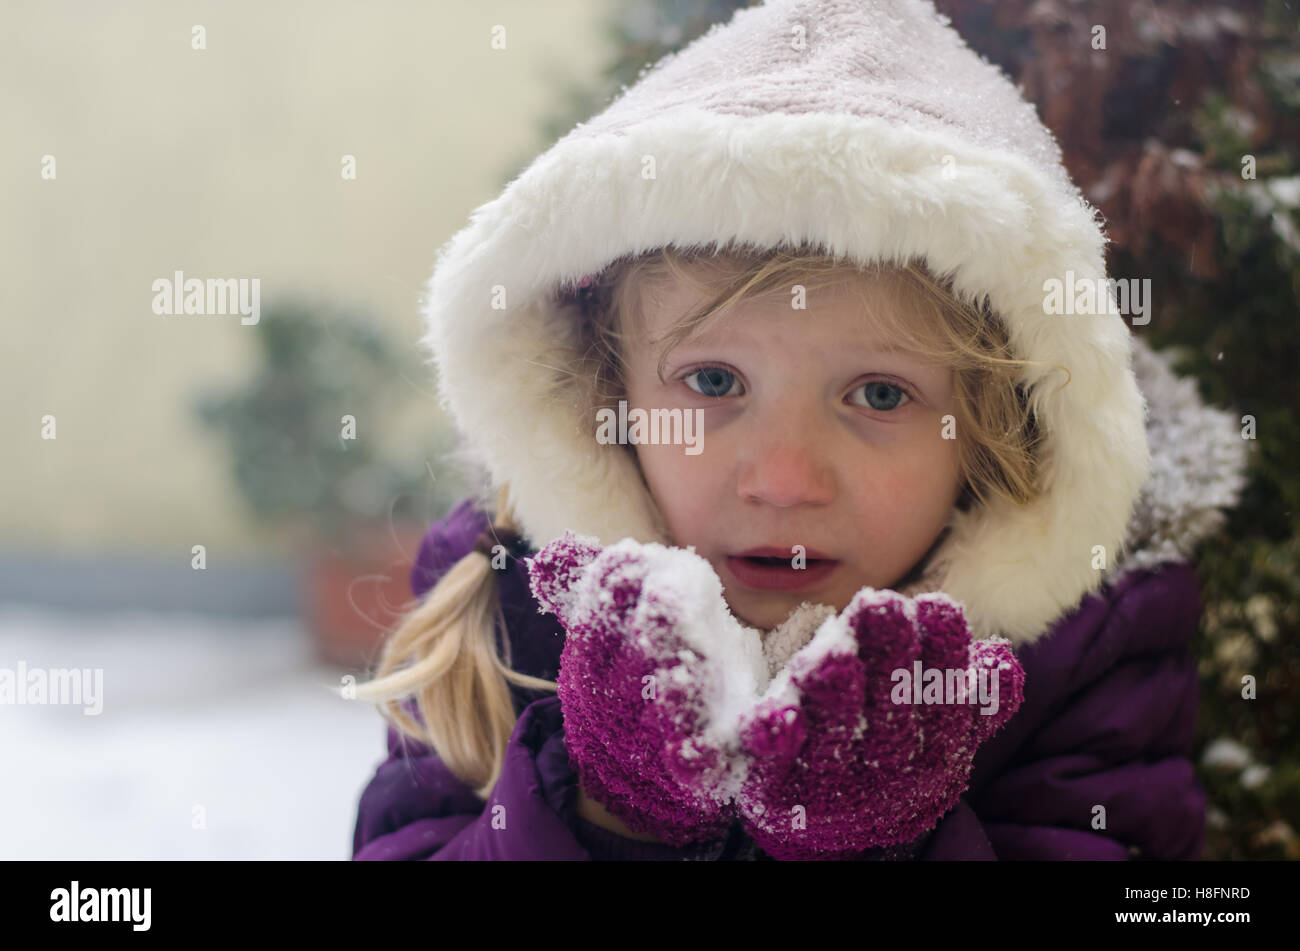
[[725, 554, 840, 592], [733, 545, 834, 560]]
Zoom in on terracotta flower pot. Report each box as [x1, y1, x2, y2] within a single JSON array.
[[301, 520, 429, 670]]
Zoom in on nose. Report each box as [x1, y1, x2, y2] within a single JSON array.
[[735, 412, 836, 508]]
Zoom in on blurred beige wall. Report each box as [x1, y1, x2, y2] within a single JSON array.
[[1, 0, 611, 554]]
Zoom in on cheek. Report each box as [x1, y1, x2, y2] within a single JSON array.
[[634, 443, 709, 532], [858, 430, 961, 529]]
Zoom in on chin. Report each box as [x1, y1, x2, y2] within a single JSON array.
[[723, 599, 761, 631], [732, 604, 781, 633]]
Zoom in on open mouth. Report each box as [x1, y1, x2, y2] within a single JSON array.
[[738, 555, 835, 567], [725, 554, 839, 591]]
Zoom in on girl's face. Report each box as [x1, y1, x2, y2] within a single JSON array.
[[622, 270, 964, 632]]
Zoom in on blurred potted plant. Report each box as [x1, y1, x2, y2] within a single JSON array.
[[192, 297, 463, 669]]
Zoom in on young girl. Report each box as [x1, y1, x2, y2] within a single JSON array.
[[349, 0, 1248, 860]]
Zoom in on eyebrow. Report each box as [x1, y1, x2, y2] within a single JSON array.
[[667, 331, 936, 364]]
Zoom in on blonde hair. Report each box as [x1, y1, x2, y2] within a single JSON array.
[[352, 245, 1063, 798], [348, 483, 558, 798], [577, 245, 1060, 511]]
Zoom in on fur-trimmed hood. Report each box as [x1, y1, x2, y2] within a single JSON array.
[[417, 0, 1248, 644]]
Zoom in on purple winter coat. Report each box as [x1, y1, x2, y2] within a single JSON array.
[[351, 497, 1206, 861]]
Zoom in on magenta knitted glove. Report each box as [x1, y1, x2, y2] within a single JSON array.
[[734, 588, 1025, 860], [525, 532, 762, 847], [525, 532, 1026, 859]]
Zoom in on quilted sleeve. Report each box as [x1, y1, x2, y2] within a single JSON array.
[[351, 697, 593, 861], [920, 563, 1206, 860]]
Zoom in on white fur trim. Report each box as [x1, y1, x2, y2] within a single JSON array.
[[420, 107, 1150, 645]]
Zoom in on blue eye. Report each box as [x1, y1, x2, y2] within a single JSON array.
[[683, 367, 739, 398], [854, 381, 912, 411]]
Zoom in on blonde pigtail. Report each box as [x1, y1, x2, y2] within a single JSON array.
[[350, 483, 557, 800]]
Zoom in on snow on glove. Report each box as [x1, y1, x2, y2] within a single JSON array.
[[734, 588, 1025, 861], [525, 531, 765, 847]]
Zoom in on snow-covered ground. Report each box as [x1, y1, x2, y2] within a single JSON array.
[[0, 607, 390, 859]]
